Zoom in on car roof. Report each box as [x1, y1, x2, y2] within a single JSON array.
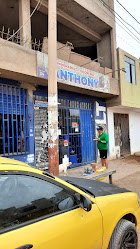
[[0, 157, 43, 176], [0, 157, 30, 167]]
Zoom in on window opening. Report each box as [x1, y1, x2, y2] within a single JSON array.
[[125, 56, 136, 84]]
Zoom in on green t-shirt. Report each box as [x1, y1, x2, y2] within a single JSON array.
[[97, 132, 109, 150]]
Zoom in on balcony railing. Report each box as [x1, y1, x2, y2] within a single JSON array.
[[0, 26, 42, 51]]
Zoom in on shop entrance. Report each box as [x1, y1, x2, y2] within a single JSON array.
[[80, 107, 94, 163], [58, 98, 95, 166], [114, 113, 130, 155], [34, 94, 95, 167]]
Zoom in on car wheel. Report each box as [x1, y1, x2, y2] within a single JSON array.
[[108, 219, 138, 249]]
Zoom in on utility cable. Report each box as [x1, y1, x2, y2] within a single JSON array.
[[117, 34, 140, 55], [0, 0, 41, 47], [114, 2, 140, 36], [98, 0, 140, 41], [115, 15, 140, 41], [116, 0, 140, 25], [115, 0, 140, 30], [93, 0, 140, 44]]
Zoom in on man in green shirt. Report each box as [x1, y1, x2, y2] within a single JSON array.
[[95, 126, 109, 169]]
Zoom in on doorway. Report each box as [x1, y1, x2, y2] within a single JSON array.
[[114, 113, 130, 155], [58, 98, 95, 166], [34, 94, 95, 167]]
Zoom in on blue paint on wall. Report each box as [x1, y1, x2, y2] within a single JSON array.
[[0, 77, 20, 86], [27, 94, 35, 165]]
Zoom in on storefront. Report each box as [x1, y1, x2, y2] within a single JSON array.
[[35, 52, 109, 168], [33, 88, 108, 168], [34, 91, 96, 168], [0, 78, 34, 165], [0, 51, 109, 167]]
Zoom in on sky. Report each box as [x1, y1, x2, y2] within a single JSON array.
[[114, 0, 140, 58]]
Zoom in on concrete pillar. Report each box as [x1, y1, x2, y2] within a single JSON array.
[[19, 0, 31, 49], [97, 32, 112, 69], [110, 27, 118, 79], [109, 0, 118, 79], [48, 0, 59, 176], [97, 29, 118, 79]]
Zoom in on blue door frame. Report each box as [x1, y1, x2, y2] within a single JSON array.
[[58, 97, 95, 167], [80, 109, 94, 164]]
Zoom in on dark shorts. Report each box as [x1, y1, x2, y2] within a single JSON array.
[[99, 150, 108, 159]]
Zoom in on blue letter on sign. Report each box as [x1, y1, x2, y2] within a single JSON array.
[[81, 77, 87, 85], [60, 70, 67, 81], [74, 74, 81, 84], [88, 78, 93, 87], [94, 80, 98, 88], [57, 71, 60, 79], [68, 72, 74, 82]]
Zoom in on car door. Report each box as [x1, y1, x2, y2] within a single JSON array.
[[0, 171, 103, 249]]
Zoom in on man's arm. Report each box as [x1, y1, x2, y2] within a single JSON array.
[[100, 133, 108, 144]]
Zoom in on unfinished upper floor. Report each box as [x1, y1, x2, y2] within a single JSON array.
[[0, 0, 119, 98]]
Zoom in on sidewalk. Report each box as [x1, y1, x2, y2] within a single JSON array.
[[66, 155, 140, 195], [66, 155, 140, 247]]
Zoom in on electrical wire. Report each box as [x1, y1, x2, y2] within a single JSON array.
[[93, 0, 140, 44], [115, 1, 139, 30], [98, 0, 140, 42], [0, 0, 41, 47], [115, 15, 140, 41], [116, 0, 140, 25], [117, 34, 140, 55], [100, 0, 140, 33], [114, 2, 140, 36]]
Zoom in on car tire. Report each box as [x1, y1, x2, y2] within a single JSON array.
[[108, 219, 138, 249]]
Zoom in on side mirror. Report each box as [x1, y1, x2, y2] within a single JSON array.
[[75, 193, 92, 212]]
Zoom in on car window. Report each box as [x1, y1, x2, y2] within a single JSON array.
[[0, 174, 78, 232]]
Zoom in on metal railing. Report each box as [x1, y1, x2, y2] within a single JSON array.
[[31, 38, 42, 51], [0, 26, 42, 51]]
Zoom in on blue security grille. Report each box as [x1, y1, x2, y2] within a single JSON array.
[[0, 84, 28, 156], [58, 98, 95, 165]]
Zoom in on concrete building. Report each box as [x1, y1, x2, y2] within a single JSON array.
[[108, 48, 140, 159], [0, 0, 119, 167]]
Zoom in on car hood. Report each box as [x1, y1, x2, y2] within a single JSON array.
[[60, 176, 131, 197]]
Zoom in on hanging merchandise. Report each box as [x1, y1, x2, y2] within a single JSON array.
[[72, 122, 78, 128], [64, 140, 68, 147]]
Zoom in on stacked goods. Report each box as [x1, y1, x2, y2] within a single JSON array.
[[84, 166, 93, 175]]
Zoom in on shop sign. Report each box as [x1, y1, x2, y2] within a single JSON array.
[[27, 154, 34, 163], [72, 122, 78, 128], [37, 52, 110, 93], [64, 140, 68, 147], [35, 100, 48, 108]]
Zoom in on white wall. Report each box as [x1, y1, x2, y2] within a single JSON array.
[[107, 108, 116, 159], [107, 107, 140, 159], [129, 112, 140, 154]]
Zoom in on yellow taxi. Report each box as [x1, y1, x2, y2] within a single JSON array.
[[0, 158, 140, 249]]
